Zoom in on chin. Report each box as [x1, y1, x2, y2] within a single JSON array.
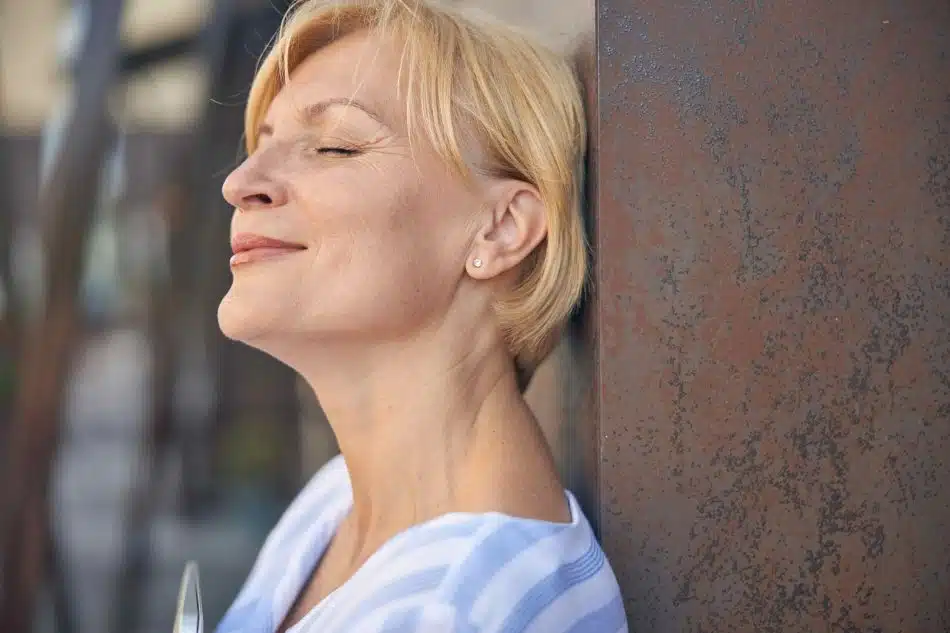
[[217, 290, 279, 344]]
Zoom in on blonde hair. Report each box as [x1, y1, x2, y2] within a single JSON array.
[[245, 0, 588, 378]]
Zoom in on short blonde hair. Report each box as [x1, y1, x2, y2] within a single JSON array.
[[245, 0, 588, 376]]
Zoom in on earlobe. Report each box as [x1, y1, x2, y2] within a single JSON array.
[[466, 254, 493, 279]]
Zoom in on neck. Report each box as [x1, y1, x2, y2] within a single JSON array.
[[283, 322, 561, 550]]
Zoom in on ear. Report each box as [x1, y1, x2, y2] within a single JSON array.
[[466, 181, 548, 280]]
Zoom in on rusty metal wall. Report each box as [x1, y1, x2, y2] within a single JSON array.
[[587, 0, 950, 630]]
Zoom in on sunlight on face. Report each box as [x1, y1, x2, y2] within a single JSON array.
[[217, 31, 479, 353]]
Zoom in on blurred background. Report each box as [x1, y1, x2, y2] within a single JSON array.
[[5, 0, 950, 632], [0, 1, 589, 633]]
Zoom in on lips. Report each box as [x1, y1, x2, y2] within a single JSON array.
[[230, 233, 306, 267]]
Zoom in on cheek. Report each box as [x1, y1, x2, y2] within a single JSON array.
[[297, 171, 458, 314]]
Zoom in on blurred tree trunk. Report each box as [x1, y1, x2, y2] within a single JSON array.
[[0, 1, 126, 631], [0, 72, 18, 451], [178, 0, 247, 515], [107, 2, 240, 631]]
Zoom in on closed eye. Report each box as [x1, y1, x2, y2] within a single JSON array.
[[318, 147, 360, 156]]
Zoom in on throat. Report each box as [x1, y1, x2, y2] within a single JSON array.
[[344, 402, 569, 532], [335, 406, 484, 529]]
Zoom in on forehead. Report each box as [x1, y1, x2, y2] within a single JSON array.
[[267, 30, 405, 131]]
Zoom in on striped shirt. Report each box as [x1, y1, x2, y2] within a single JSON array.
[[215, 455, 628, 633]]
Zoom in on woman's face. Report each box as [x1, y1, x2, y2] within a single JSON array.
[[218, 30, 482, 351]]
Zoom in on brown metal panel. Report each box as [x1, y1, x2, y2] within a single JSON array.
[[594, 0, 950, 631]]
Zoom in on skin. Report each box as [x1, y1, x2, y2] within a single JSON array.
[[218, 29, 569, 631]]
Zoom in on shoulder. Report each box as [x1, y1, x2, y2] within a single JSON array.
[[345, 595, 626, 633], [434, 495, 628, 633], [329, 493, 627, 633]]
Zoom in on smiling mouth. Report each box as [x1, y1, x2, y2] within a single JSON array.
[[230, 234, 306, 268]]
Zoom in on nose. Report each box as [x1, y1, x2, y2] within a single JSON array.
[[221, 157, 289, 211]]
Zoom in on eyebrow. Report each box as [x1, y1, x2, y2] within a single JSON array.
[[257, 97, 388, 138]]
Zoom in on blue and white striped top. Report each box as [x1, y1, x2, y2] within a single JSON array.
[[215, 455, 628, 633]]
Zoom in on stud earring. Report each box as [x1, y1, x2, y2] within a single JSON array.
[[472, 258, 483, 268]]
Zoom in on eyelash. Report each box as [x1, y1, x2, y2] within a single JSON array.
[[316, 147, 360, 157]]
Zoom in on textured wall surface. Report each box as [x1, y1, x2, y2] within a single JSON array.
[[592, 0, 950, 631]]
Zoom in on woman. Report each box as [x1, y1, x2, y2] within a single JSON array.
[[214, 0, 626, 631]]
